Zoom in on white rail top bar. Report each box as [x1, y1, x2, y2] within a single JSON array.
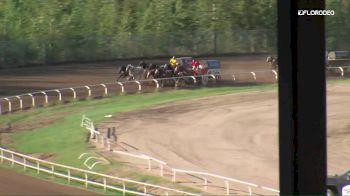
[[0, 147, 198, 196]]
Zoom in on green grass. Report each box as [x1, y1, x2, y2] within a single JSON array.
[[327, 77, 350, 84]]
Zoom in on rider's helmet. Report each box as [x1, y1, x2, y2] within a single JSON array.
[[170, 56, 177, 66]]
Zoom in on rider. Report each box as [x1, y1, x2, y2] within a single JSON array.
[[139, 60, 147, 69], [191, 59, 201, 76], [170, 56, 177, 69]]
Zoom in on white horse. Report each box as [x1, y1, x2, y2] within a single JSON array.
[[125, 64, 145, 80]]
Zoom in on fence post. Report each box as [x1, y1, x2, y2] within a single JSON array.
[[23, 158, 26, 171], [190, 76, 197, 84], [85, 173, 88, 188], [148, 158, 151, 171], [272, 70, 278, 81], [107, 139, 111, 151], [204, 176, 207, 190], [55, 90, 62, 102], [70, 88, 77, 99], [85, 86, 91, 97], [250, 72, 257, 80], [338, 67, 344, 77], [153, 79, 159, 89], [225, 181, 230, 195], [37, 162, 40, 174], [41, 91, 48, 105], [160, 163, 163, 177], [0, 149, 3, 163], [27, 93, 35, 107], [4, 98, 11, 112], [172, 169, 176, 182], [101, 84, 108, 96], [144, 186, 147, 194], [232, 74, 236, 81], [210, 74, 216, 83], [117, 82, 124, 93], [103, 177, 106, 192], [123, 183, 126, 196], [135, 81, 142, 91], [248, 186, 252, 196], [11, 153, 14, 167], [67, 169, 71, 184], [16, 96, 23, 110], [51, 165, 54, 178]]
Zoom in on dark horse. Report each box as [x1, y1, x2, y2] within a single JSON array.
[[117, 65, 129, 81], [174, 65, 194, 87], [266, 56, 278, 70], [145, 63, 159, 79], [153, 64, 176, 87]]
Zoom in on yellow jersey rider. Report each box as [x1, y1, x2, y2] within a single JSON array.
[[170, 56, 177, 68]]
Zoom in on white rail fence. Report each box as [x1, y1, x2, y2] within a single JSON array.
[[0, 147, 198, 196], [172, 168, 280, 196], [0, 70, 279, 115], [109, 148, 279, 196]]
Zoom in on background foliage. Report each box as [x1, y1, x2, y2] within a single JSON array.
[[0, 0, 346, 67]]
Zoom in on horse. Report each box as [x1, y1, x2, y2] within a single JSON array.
[[125, 64, 145, 80], [153, 64, 176, 87], [266, 56, 278, 70], [174, 64, 196, 87], [117, 65, 130, 81], [145, 63, 159, 79]]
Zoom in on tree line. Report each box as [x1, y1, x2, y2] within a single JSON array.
[[0, 0, 347, 67]]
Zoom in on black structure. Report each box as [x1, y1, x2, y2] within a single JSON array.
[[278, 0, 326, 195]]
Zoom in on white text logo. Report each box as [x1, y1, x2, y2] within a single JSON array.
[[298, 10, 335, 16]]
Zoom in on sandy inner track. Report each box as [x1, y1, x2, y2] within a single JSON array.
[[108, 83, 350, 190]]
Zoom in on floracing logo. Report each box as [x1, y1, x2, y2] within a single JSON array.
[[298, 10, 335, 16]]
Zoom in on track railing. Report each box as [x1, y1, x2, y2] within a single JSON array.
[[172, 168, 280, 195], [108, 148, 279, 195], [0, 70, 278, 115], [0, 147, 198, 196], [112, 150, 167, 177]]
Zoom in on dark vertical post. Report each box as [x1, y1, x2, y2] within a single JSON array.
[[278, 0, 326, 195]]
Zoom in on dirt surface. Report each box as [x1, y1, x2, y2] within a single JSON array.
[[0, 55, 270, 98], [104, 83, 350, 191], [0, 168, 98, 195]]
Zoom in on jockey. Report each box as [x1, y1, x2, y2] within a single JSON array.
[[139, 60, 147, 69], [170, 56, 177, 68], [191, 59, 201, 76]]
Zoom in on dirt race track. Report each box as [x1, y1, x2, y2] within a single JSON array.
[[108, 83, 350, 191], [0, 168, 97, 195], [0, 54, 350, 194]]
